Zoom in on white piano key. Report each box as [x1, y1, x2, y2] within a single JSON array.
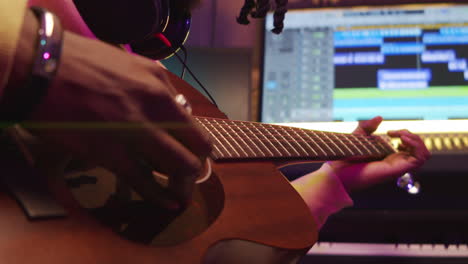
[[308, 242, 468, 257], [421, 244, 433, 251], [433, 244, 445, 252]]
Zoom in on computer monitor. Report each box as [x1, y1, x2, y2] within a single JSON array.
[[260, 3, 468, 123]]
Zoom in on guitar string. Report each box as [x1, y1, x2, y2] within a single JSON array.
[[195, 116, 386, 141], [198, 123, 392, 158], [199, 120, 392, 150], [196, 117, 383, 144], [196, 117, 392, 150], [197, 117, 394, 144], [200, 126, 383, 150], [207, 138, 388, 155], [197, 120, 394, 158], [200, 125, 392, 155]]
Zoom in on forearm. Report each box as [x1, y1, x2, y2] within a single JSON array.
[[2, 9, 39, 103], [291, 163, 353, 229], [0, 0, 29, 96]]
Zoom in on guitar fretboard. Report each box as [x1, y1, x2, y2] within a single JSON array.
[[196, 117, 395, 161]]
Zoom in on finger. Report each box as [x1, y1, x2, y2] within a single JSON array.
[[387, 129, 414, 138], [387, 129, 431, 162], [134, 68, 212, 160], [400, 134, 431, 161], [136, 87, 212, 162], [388, 129, 422, 151], [132, 124, 205, 208], [150, 63, 180, 97], [130, 55, 179, 97], [353, 116, 383, 135]]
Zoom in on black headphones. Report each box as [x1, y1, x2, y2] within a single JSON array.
[[73, 0, 191, 60]]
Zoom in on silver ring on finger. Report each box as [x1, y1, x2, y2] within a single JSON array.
[[174, 94, 192, 114]]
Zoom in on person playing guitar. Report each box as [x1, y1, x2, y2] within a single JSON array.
[[0, 0, 430, 263]]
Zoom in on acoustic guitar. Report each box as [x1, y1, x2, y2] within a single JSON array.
[[0, 70, 396, 263]]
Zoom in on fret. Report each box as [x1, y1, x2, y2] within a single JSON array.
[[289, 127, 320, 157], [196, 117, 393, 161], [327, 132, 353, 157], [284, 126, 315, 156], [212, 119, 249, 158], [263, 123, 301, 157], [359, 135, 390, 157], [343, 134, 365, 156], [238, 121, 277, 157], [312, 131, 337, 157], [196, 119, 230, 159], [221, 120, 262, 158], [372, 136, 395, 156], [198, 119, 239, 158], [352, 134, 374, 156], [299, 129, 330, 157], [250, 123, 291, 157], [323, 131, 347, 157], [364, 135, 383, 155], [272, 125, 305, 156]]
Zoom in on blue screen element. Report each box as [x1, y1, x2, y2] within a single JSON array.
[[381, 43, 426, 55], [423, 33, 468, 45]]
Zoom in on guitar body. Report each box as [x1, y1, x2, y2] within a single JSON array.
[[0, 70, 317, 263]]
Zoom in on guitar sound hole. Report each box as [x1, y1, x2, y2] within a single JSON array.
[[65, 167, 225, 246]]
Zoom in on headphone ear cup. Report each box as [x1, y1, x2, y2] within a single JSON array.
[[72, 0, 166, 44], [130, 10, 191, 60]]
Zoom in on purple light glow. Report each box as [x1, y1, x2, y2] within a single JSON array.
[[43, 52, 51, 60]]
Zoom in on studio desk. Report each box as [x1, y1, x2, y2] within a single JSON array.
[[280, 120, 468, 263]]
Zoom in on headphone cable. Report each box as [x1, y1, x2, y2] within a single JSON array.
[[179, 45, 188, 80], [154, 33, 219, 108], [172, 45, 219, 108]]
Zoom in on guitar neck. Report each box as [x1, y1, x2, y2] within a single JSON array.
[[196, 117, 395, 161]]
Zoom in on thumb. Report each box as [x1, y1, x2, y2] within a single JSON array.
[[353, 116, 383, 135]]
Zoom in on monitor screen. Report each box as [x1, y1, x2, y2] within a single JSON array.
[[260, 3, 468, 123]]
